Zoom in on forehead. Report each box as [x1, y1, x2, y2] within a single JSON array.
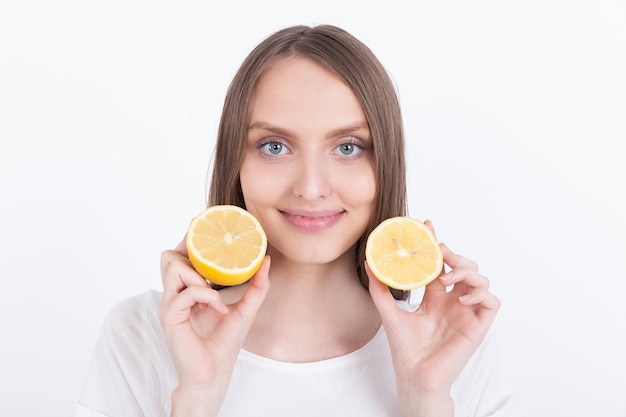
[[249, 57, 367, 132]]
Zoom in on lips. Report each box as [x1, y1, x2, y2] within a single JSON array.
[[280, 209, 345, 233]]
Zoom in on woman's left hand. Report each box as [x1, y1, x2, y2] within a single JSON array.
[[367, 221, 501, 417]]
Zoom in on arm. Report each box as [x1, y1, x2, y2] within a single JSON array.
[[159, 239, 270, 417], [368, 222, 501, 417]]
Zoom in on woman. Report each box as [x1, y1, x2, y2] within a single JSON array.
[[75, 25, 519, 417]]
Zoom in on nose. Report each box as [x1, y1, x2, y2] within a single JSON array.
[[292, 155, 332, 201]]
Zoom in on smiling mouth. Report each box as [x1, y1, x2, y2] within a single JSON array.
[[280, 210, 345, 233]]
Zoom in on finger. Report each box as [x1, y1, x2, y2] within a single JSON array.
[[366, 262, 400, 325], [234, 256, 271, 321], [441, 243, 479, 271], [439, 268, 489, 291], [160, 241, 190, 278], [423, 279, 448, 305], [423, 219, 447, 278], [458, 287, 500, 308], [419, 270, 452, 312], [424, 219, 436, 237], [161, 255, 209, 301], [423, 243, 448, 298], [160, 285, 228, 327]]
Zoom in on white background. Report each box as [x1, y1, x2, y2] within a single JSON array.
[[1, 1, 625, 416]]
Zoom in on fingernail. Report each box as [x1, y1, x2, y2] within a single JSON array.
[[459, 294, 472, 302], [440, 271, 454, 282]]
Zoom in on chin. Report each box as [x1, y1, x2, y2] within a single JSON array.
[[270, 240, 357, 266]]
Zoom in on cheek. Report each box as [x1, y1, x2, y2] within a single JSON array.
[[239, 160, 287, 208], [239, 161, 262, 206], [343, 164, 377, 205]]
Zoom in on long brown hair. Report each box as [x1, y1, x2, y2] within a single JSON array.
[[209, 25, 407, 299]]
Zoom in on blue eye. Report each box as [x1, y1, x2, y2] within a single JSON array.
[[335, 142, 363, 157], [260, 141, 286, 156]]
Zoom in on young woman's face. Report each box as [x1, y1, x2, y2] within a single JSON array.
[[240, 57, 376, 265]]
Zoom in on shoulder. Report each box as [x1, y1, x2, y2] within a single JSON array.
[[104, 289, 162, 322], [101, 290, 162, 332], [96, 290, 165, 359], [78, 290, 174, 416]]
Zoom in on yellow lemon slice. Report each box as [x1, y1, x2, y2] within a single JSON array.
[[366, 216, 443, 290], [186, 205, 267, 286]]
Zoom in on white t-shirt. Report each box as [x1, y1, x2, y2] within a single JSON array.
[[74, 290, 521, 417]]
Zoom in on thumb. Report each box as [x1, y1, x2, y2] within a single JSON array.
[[235, 256, 271, 321], [366, 261, 400, 325]]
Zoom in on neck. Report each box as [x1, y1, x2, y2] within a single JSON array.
[[242, 247, 381, 362]]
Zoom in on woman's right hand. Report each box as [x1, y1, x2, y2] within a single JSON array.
[[158, 237, 271, 417]]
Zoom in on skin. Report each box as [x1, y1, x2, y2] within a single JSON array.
[[159, 57, 500, 417]]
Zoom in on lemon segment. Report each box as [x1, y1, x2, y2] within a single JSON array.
[[366, 216, 443, 290], [186, 205, 267, 286]]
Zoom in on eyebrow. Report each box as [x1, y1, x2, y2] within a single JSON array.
[[248, 121, 371, 139]]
